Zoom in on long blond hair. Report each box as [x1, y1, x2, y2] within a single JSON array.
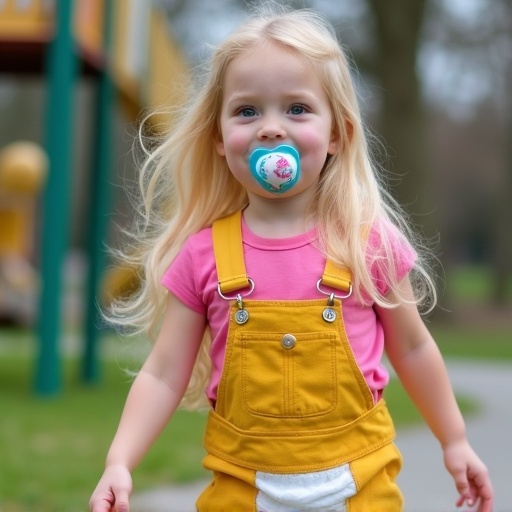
[[110, 4, 436, 408]]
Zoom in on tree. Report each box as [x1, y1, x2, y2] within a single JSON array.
[[365, 0, 434, 236], [491, 0, 512, 304], [418, 0, 512, 303]]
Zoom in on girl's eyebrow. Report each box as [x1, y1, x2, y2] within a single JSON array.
[[225, 90, 319, 108], [225, 93, 255, 107]]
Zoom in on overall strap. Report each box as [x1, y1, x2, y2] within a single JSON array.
[[212, 210, 352, 294], [321, 259, 352, 294], [212, 211, 251, 294]]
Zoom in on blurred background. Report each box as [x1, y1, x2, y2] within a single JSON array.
[[0, 0, 510, 510]]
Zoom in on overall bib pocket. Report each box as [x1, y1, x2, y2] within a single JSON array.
[[237, 331, 338, 418]]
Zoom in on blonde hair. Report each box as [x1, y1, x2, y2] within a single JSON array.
[[110, 4, 437, 409]]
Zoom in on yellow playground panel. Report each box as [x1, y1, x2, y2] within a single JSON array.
[[0, 0, 52, 37], [0, 0, 189, 115]]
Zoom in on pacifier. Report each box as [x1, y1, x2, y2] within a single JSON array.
[[248, 145, 300, 194]]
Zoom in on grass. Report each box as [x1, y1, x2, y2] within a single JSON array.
[[1, 264, 510, 510], [432, 327, 512, 360], [0, 348, 208, 512], [446, 265, 512, 302]]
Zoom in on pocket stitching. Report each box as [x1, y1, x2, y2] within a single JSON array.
[[240, 332, 338, 418]]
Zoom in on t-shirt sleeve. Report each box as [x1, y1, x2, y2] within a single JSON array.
[[367, 219, 417, 296], [161, 242, 205, 315]]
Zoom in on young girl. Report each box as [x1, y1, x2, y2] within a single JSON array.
[[90, 6, 493, 512]]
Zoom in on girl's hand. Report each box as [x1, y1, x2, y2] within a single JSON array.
[[443, 439, 493, 512], [89, 465, 132, 512]]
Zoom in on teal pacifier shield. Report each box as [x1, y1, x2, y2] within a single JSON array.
[[248, 145, 300, 194]]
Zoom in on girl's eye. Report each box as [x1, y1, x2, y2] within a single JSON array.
[[288, 104, 308, 115], [237, 107, 257, 117]]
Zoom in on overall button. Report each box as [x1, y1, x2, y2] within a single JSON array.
[[281, 334, 296, 350], [322, 307, 337, 323], [234, 309, 249, 325]]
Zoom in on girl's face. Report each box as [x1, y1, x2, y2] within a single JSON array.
[[215, 42, 339, 201]]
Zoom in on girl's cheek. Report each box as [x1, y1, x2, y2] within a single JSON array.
[[300, 127, 329, 147], [224, 129, 252, 155]]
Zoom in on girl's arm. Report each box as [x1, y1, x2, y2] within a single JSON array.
[[89, 292, 206, 512], [376, 277, 493, 512]]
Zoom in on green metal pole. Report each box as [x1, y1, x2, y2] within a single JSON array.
[[82, 0, 115, 383], [35, 0, 77, 395]]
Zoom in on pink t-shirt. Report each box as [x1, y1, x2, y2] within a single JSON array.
[[162, 218, 416, 403]]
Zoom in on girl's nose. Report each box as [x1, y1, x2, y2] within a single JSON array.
[[257, 116, 286, 141]]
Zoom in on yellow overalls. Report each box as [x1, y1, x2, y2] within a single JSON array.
[[197, 211, 403, 511]]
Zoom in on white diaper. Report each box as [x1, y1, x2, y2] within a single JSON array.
[[255, 463, 357, 512]]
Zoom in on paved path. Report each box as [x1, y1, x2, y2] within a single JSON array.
[[131, 360, 512, 512], [396, 361, 511, 512]]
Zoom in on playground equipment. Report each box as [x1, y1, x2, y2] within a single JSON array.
[[0, 0, 188, 394], [0, 141, 48, 325], [0, 0, 188, 115]]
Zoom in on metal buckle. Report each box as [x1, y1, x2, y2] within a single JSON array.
[[217, 278, 255, 301], [316, 279, 352, 300]]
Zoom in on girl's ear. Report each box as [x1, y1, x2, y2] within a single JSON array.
[[214, 130, 225, 156], [328, 119, 353, 155], [328, 124, 341, 155], [345, 119, 354, 142]]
